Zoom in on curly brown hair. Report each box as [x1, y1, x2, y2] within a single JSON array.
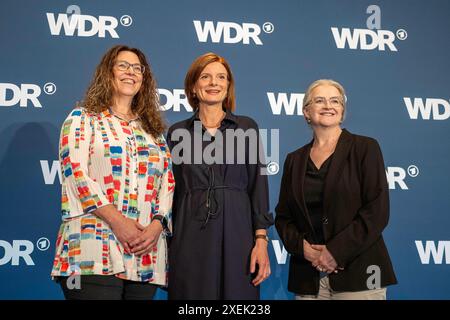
[[81, 45, 165, 137]]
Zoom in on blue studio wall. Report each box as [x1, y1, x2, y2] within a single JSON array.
[[0, 0, 449, 299]]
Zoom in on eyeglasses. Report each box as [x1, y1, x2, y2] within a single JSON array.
[[309, 96, 343, 107], [115, 61, 145, 75]]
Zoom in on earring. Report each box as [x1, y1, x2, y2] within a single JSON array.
[[306, 118, 311, 124]]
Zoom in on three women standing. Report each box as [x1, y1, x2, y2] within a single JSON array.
[[51, 46, 395, 301]]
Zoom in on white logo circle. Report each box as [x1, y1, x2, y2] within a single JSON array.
[[36, 237, 50, 251], [396, 29, 408, 40], [407, 165, 419, 178], [262, 22, 274, 34], [43, 82, 56, 95], [267, 161, 279, 175], [120, 15, 133, 27]]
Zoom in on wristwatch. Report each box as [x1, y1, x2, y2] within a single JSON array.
[[255, 234, 269, 242], [152, 215, 164, 225]]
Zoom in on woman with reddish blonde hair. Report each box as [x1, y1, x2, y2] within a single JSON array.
[[167, 53, 273, 299]]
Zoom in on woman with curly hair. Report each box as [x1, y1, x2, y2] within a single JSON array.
[[51, 45, 175, 300]]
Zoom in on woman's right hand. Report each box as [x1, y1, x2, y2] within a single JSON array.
[[303, 239, 322, 263], [109, 215, 145, 254]]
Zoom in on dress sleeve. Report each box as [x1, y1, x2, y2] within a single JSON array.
[[153, 135, 175, 237], [246, 120, 274, 230], [59, 108, 111, 220]]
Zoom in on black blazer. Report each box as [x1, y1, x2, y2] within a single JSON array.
[[275, 129, 397, 295]]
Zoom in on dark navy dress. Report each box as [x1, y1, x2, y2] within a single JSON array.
[[167, 109, 274, 299]]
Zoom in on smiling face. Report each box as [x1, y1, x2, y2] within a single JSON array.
[[304, 84, 344, 128], [112, 50, 143, 101], [193, 61, 229, 108]]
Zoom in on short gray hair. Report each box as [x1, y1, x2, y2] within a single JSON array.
[[302, 79, 347, 122]]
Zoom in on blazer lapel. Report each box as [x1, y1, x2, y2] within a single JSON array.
[[323, 128, 354, 216], [292, 140, 315, 234]]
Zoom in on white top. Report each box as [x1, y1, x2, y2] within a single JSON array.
[[51, 107, 174, 285]]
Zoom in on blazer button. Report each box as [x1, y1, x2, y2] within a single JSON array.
[[322, 217, 329, 225]]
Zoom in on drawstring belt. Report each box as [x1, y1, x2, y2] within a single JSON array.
[[188, 167, 244, 228]]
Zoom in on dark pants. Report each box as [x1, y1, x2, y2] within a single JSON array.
[[57, 275, 158, 300]]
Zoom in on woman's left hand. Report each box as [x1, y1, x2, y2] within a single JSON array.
[[311, 245, 338, 273], [129, 220, 163, 256], [250, 239, 271, 286]]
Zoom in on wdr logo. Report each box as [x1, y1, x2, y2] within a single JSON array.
[[331, 5, 407, 51], [158, 89, 192, 112], [404, 98, 450, 120], [193, 20, 274, 45], [0, 82, 56, 107], [47, 10, 132, 38], [416, 241, 450, 264], [331, 28, 404, 51], [267, 92, 305, 116], [41, 160, 61, 185], [386, 165, 419, 190], [0, 237, 50, 266], [272, 240, 288, 264]]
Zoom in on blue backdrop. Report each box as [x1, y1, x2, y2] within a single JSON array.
[[1, 0, 449, 300]]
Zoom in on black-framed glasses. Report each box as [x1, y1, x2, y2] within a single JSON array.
[[115, 60, 145, 75]]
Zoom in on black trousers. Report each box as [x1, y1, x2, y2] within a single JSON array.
[[57, 275, 158, 300]]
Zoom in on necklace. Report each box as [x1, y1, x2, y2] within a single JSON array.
[[110, 107, 137, 121], [200, 111, 226, 128]]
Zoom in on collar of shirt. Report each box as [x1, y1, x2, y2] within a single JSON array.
[[105, 107, 140, 123], [187, 108, 238, 129]]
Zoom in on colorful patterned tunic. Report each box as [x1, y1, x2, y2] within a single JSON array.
[[51, 108, 174, 286]]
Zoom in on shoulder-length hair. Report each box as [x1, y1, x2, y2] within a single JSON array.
[[81, 45, 165, 137], [184, 52, 236, 111]]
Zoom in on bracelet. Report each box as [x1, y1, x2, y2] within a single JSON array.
[[255, 234, 269, 242]]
